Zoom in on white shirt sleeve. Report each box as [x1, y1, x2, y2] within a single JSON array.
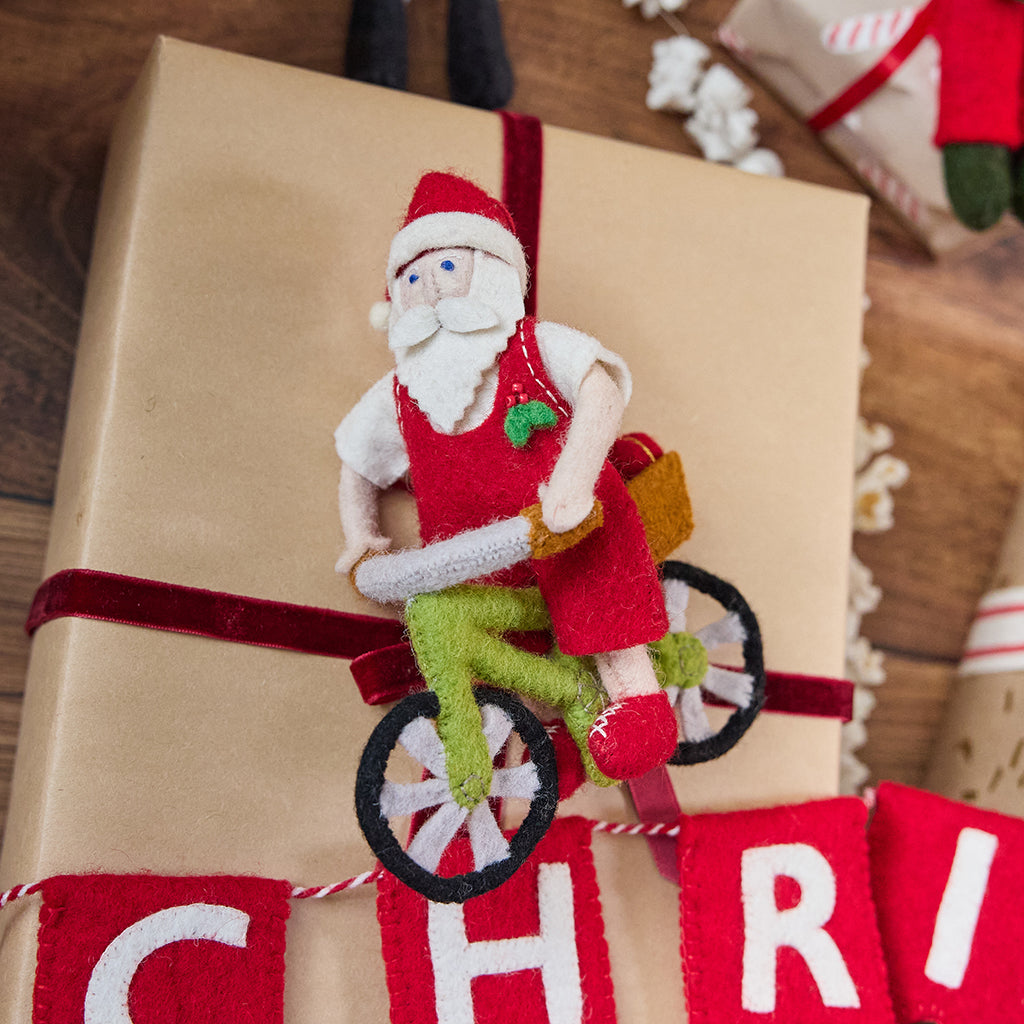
[[333, 371, 409, 489], [534, 321, 632, 408]]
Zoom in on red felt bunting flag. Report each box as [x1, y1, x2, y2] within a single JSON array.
[[33, 874, 291, 1024], [376, 816, 616, 1024], [869, 781, 1024, 1023], [678, 797, 895, 1024]]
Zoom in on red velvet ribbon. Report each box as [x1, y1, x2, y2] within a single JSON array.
[[26, 566, 852, 889], [627, 769, 685, 885], [499, 110, 543, 316], [806, 0, 937, 133], [25, 568, 404, 659]]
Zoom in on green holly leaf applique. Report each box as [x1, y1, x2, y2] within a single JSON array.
[[504, 399, 557, 448]]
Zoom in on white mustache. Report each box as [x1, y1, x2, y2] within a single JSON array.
[[388, 297, 500, 352]]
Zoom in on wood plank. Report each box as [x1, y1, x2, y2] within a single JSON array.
[[0, 497, 45, 847], [0, 498, 49, 697], [856, 261, 1024, 662], [0, 694, 21, 844], [858, 654, 958, 788]]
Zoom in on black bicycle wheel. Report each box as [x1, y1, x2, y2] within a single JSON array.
[[660, 561, 767, 765], [355, 688, 558, 903]]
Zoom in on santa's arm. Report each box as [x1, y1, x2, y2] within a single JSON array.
[[541, 363, 624, 533], [336, 462, 392, 573]]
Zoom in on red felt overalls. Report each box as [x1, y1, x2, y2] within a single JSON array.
[[394, 318, 668, 656]]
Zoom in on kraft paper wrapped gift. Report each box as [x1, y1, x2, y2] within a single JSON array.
[[721, 0, 1003, 255], [0, 37, 867, 1023]]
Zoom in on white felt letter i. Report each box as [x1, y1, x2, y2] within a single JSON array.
[[427, 862, 583, 1024], [924, 827, 998, 989], [740, 843, 860, 1013]]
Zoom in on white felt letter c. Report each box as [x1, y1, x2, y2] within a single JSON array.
[[83, 902, 250, 1024]]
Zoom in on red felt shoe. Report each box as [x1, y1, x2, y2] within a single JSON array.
[[587, 691, 678, 780]]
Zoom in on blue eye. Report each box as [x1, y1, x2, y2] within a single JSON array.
[[408, 273, 419, 284], [440, 259, 455, 272]]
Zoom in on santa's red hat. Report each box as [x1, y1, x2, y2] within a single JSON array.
[[370, 171, 527, 330]]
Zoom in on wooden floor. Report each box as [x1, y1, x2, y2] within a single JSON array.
[[2, 0, 1023, 845]]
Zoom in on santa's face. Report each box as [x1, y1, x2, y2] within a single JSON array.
[[387, 249, 526, 435], [396, 248, 473, 309]]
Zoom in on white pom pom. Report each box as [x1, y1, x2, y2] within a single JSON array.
[[369, 301, 391, 331]]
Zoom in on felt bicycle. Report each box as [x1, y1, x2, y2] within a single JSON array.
[[352, 453, 765, 903]]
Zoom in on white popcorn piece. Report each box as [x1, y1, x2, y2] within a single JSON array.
[[855, 416, 895, 470], [849, 553, 883, 619], [686, 64, 760, 162], [687, 103, 758, 162], [646, 35, 710, 112], [855, 452, 910, 532], [624, 0, 690, 18]]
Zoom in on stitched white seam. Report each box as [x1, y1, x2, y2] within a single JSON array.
[[520, 327, 569, 417]]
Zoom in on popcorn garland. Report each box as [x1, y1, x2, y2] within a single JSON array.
[[6, 786, 1024, 1023], [843, 343, 910, 793], [625, 4, 784, 176]]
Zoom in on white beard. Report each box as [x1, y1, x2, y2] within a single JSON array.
[[388, 254, 526, 434]]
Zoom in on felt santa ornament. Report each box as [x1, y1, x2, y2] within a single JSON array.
[[344, 0, 514, 110], [335, 171, 679, 782], [932, 0, 1024, 229]]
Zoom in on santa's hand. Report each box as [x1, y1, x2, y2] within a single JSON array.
[[539, 480, 595, 534], [335, 533, 392, 575]]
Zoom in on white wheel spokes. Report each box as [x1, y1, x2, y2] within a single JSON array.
[[695, 611, 746, 652], [678, 686, 714, 742], [702, 665, 754, 708], [481, 704, 515, 759], [489, 761, 541, 800], [391, 705, 525, 873], [380, 776, 453, 817], [407, 801, 469, 873], [663, 578, 691, 633], [398, 716, 448, 777], [468, 801, 511, 869]]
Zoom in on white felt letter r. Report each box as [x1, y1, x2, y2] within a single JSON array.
[[741, 843, 860, 1013]]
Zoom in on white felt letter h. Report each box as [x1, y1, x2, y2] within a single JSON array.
[[427, 862, 583, 1024]]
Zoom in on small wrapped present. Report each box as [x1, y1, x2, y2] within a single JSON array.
[[0, 38, 867, 1022], [720, 0, 1016, 253]]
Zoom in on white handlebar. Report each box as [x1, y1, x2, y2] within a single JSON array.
[[353, 515, 532, 605]]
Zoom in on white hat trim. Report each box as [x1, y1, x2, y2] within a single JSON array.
[[387, 211, 528, 294]]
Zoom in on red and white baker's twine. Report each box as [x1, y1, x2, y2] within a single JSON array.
[[0, 881, 41, 908], [291, 868, 384, 899], [856, 157, 925, 226], [0, 820, 685, 908], [591, 819, 681, 838]]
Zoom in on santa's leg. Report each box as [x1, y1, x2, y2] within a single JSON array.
[[587, 646, 678, 780], [343, 0, 408, 91]]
